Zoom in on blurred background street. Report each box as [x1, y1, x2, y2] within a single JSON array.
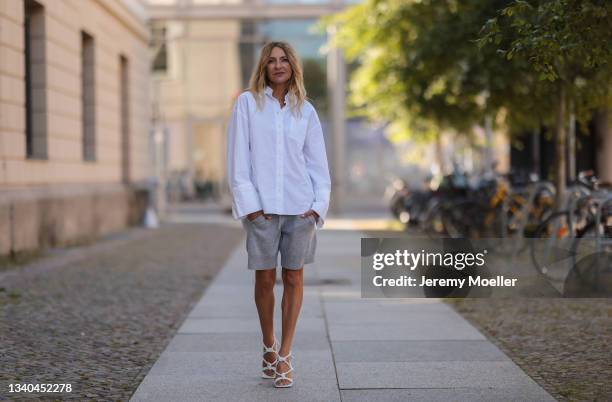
[[0, 0, 610, 400]]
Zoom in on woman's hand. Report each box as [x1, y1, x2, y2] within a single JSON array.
[[247, 210, 273, 221], [301, 209, 319, 223]]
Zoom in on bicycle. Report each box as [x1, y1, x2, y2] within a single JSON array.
[[529, 171, 602, 280]]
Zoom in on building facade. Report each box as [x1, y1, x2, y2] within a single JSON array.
[[0, 0, 151, 257]]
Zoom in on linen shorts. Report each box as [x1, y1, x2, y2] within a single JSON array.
[[241, 213, 317, 270]]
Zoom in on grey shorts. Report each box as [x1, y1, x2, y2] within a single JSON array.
[[241, 214, 317, 270]]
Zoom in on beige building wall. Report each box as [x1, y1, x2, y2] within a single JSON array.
[[0, 0, 151, 256], [0, 0, 150, 187]]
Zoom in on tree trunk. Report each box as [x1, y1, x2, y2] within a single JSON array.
[[567, 99, 576, 182], [434, 132, 446, 174], [484, 114, 494, 171], [532, 126, 541, 179], [595, 108, 611, 184], [554, 82, 567, 210]]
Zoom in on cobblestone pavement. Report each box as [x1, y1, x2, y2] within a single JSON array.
[[450, 298, 612, 402], [0, 222, 243, 401]]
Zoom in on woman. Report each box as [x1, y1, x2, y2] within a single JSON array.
[[226, 41, 332, 388]]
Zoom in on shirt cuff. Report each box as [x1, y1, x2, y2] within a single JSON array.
[[231, 184, 262, 219], [310, 200, 329, 230]]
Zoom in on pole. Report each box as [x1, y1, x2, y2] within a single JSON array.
[[327, 23, 346, 215]]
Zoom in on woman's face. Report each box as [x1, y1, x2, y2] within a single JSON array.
[[266, 46, 292, 86]]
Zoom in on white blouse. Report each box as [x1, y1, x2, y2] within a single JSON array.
[[226, 85, 332, 230]]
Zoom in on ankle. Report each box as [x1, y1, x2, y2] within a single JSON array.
[[263, 336, 277, 348]]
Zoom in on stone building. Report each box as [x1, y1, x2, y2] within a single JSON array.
[[0, 0, 151, 257]]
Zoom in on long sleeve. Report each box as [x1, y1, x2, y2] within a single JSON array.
[[226, 94, 262, 219], [304, 108, 332, 229]]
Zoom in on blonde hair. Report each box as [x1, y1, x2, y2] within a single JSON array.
[[247, 41, 307, 119]]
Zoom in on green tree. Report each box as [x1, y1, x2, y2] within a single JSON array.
[[316, 0, 535, 163], [478, 0, 611, 206], [318, 0, 611, 203]]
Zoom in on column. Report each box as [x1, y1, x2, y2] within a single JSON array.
[[327, 22, 346, 216]]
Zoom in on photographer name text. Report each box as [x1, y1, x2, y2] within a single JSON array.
[[372, 275, 517, 288]]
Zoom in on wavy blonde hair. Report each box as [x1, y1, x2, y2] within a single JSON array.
[[248, 41, 307, 119]]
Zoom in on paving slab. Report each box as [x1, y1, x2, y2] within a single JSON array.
[[146, 350, 335, 381], [188, 300, 324, 319], [327, 320, 486, 341], [336, 361, 543, 389], [177, 316, 327, 334], [332, 340, 508, 362], [131, 376, 340, 402], [341, 388, 555, 402], [131, 225, 554, 401], [164, 332, 330, 353]]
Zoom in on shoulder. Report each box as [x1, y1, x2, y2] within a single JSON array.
[[302, 100, 322, 124], [301, 99, 317, 118], [231, 91, 257, 113], [301, 98, 315, 112], [239, 90, 255, 100], [236, 90, 255, 104]]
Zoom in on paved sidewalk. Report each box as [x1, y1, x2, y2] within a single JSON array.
[[131, 227, 555, 401]]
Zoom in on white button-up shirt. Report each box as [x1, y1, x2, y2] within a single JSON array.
[[226, 85, 332, 230]]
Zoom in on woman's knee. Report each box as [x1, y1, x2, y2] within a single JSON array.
[[282, 268, 303, 288], [255, 269, 276, 291]]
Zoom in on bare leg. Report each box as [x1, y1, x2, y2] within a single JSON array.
[[255, 268, 277, 377], [277, 267, 303, 386]]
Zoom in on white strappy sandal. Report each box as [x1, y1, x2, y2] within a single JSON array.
[[274, 351, 294, 388], [261, 337, 279, 379]]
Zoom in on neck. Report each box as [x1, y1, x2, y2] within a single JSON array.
[[269, 83, 288, 99]]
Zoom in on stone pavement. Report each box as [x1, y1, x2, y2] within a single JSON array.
[[131, 215, 555, 401], [0, 222, 244, 401]]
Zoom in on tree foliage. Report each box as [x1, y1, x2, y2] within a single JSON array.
[[478, 0, 612, 126], [317, 0, 539, 141], [478, 0, 611, 206], [317, 0, 611, 137]]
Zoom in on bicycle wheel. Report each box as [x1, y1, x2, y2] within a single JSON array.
[[530, 211, 574, 281], [566, 221, 612, 296]]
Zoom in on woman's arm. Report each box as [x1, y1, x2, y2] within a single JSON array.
[[226, 94, 262, 219], [303, 107, 332, 228]]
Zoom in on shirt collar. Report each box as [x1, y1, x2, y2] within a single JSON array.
[[265, 85, 289, 102]]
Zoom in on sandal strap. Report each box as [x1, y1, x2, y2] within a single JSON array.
[[274, 365, 294, 379], [274, 350, 294, 386], [277, 351, 293, 361], [274, 368, 294, 385], [262, 337, 279, 375], [275, 365, 294, 376], [275, 351, 294, 375], [262, 355, 278, 367], [274, 374, 294, 384], [262, 338, 279, 353], [262, 347, 278, 364]]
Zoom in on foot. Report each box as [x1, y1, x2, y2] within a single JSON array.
[[274, 351, 294, 387], [262, 338, 278, 378]]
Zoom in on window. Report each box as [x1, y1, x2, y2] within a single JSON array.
[[120, 55, 130, 183], [151, 24, 168, 73], [81, 31, 95, 161], [24, 0, 47, 159]]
